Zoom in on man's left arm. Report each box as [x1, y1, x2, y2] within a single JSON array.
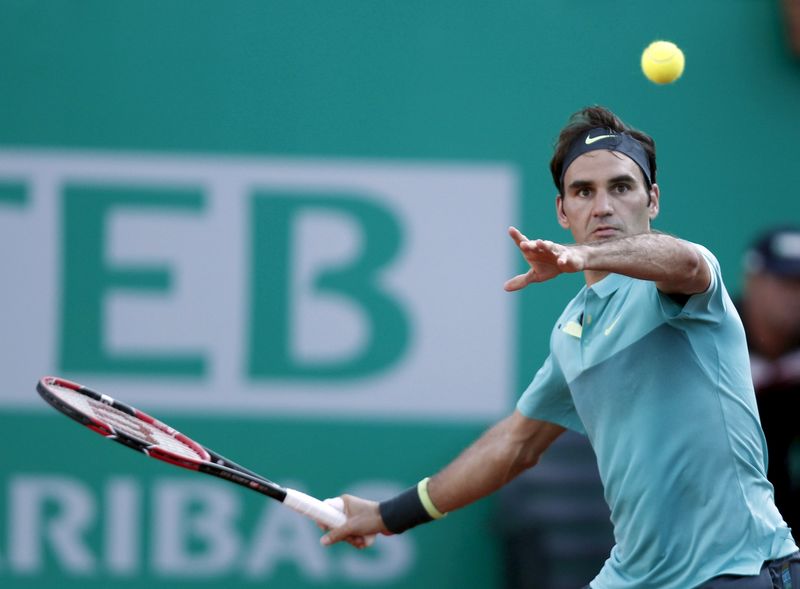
[[506, 228, 711, 296], [576, 232, 711, 295]]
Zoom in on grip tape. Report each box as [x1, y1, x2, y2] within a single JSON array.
[[283, 488, 347, 528]]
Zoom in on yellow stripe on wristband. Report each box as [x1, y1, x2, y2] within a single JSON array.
[[417, 477, 447, 520]]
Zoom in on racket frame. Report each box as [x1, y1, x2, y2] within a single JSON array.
[[36, 376, 345, 526]]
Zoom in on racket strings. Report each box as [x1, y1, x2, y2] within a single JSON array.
[[49, 385, 205, 460]]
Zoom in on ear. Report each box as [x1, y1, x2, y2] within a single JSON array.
[[556, 194, 570, 229], [647, 184, 660, 221]]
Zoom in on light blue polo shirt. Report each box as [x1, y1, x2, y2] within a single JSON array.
[[517, 244, 797, 589]]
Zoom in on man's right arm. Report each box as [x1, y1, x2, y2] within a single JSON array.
[[321, 411, 565, 547]]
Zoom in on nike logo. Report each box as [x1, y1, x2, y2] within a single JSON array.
[[604, 315, 622, 336], [585, 133, 617, 145]]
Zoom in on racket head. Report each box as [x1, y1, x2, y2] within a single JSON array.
[[37, 376, 210, 470]]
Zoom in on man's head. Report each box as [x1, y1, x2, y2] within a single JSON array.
[[551, 107, 660, 244], [551, 106, 657, 193]]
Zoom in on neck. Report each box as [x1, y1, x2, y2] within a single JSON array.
[[584, 269, 610, 287]]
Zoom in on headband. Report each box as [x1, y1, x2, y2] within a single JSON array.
[[559, 128, 653, 190]]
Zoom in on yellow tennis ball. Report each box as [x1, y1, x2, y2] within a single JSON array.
[[641, 40, 685, 85]]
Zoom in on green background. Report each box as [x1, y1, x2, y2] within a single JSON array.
[[2, 1, 800, 588]]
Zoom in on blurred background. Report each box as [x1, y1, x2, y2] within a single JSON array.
[[1, 1, 799, 588]]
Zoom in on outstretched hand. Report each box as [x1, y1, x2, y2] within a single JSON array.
[[504, 227, 586, 291], [320, 494, 389, 549]]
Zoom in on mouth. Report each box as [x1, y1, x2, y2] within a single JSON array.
[[591, 226, 619, 238]]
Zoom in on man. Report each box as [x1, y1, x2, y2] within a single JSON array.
[[739, 227, 800, 542], [321, 106, 799, 588]]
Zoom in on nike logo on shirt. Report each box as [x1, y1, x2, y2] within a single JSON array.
[[604, 315, 622, 336]]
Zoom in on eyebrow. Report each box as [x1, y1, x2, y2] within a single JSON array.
[[567, 174, 639, 190], [608, 174, 638, 185]]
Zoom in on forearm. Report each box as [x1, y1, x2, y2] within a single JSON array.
[[377, 414, 560, 535], [426, 417, 545, 513], [320, 413, 563, 543], [378, 419, 533, 534], [322, 415, 563, 546], [579, 232, 710, 293]]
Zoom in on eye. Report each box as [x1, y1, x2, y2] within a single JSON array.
[[576, 187, 593, 198], [612, 183, 631, 194]]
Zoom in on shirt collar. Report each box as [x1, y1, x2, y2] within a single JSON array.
[[588, 273, 628, 299]]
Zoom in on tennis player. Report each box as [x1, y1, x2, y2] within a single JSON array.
[[322, 106, 799, 588]]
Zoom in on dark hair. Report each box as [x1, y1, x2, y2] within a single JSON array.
[[550, 106, 657, 193]]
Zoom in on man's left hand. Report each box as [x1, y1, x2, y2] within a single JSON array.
[[504, 226, 585, 291]]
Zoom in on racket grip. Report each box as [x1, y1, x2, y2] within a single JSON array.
[[284, 488, 347, 528]]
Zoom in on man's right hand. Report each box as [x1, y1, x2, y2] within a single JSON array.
[[320, 494, 390, 548]]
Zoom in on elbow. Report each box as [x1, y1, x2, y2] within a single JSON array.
[[498, 412, 563, 481], [519, 449, 542, 470], [511, 447, 543, 476], [683, 248, 710, 293], [661, 245, 710, 295], [493, 444, 542, 485], [679, 251, 702, 282]]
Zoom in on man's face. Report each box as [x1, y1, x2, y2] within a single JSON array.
[[557, 150, 659, 244]]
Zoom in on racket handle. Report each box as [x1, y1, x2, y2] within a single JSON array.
[[284, 488, 347, 528]]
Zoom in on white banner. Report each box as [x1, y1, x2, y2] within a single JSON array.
[[0, 150, 517, 421]]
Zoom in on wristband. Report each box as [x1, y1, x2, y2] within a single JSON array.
[[379, 477, 447, 534], [417, 477, 447, 520]]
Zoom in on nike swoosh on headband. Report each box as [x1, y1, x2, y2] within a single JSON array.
[[585, 133, 618, 145]]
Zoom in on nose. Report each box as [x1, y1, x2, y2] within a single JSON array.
[[592, 190, 614, 217]]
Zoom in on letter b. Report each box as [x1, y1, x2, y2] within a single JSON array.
[[248, 193, 410, 380]]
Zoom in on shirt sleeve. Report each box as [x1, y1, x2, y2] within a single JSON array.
[[516, 353, 585, 434], [656, 243, 728, 325]]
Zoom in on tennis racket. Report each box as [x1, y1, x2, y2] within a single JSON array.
[[36, 375, 347, 529]]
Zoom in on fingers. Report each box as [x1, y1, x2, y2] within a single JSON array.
[[504, 271, 534, 292], [319, 495, 379, 549], [506, 231, 576, 288], [320, 526, 351, 547], [514, 234, 556, 256], [508, 227, 546, 251], [508, 226, 528, 246], [320, 523, 373, 548], [523, 239, 556, 253]]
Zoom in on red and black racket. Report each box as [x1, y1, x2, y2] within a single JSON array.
[[36, 376, 347, 529]]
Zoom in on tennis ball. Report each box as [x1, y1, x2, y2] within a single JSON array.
[[641, 40, 685, 85]]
